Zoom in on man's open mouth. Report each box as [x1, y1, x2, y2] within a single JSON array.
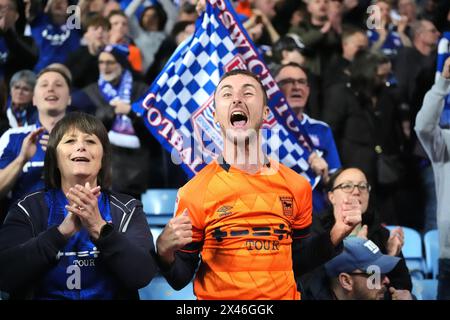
[[45, 95, 59, 102], [230, 111, 248, 128], [291, 93, 303, 99]]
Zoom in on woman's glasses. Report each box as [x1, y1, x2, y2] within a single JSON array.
[[332, 182, 371, 193]]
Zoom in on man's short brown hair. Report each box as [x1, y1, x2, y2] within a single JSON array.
[[215, 69, 268, 106], [85, 14, 111, 32]]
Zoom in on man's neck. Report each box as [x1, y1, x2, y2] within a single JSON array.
[[414, 41, 432, 56], [342, 52, 353, 62], [38, 111, 65, 132], [222, 135, 266, 174], [51, 14, 67, 26], [311, 15, 327, 27], [331, 286, 348, 300]]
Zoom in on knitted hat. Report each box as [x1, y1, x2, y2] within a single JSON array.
[[102, 44, 131, 70]]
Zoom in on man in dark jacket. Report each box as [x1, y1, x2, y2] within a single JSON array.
[[65, 15, 111, 90], [322, 50, 407, 225]]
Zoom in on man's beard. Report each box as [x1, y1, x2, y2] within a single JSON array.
[[102, 69, 122, 83]]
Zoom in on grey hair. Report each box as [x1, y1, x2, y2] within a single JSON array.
[[410, 19, 433, 40], [9, 70, 37, 91]]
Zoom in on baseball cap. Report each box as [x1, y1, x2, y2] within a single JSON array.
[[325, 238, 401, 277], [272, 34, 312, 58]]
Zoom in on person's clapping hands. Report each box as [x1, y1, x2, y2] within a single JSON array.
[[64, 182, 106, 240], [387, 227, 404, 256]]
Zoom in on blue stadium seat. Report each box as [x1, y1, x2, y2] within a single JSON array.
[[385, 226, 427, 279], [424, 229, 439, 279], [139, 275, 196, 300], [141, 189, 178, 226], [412, 279, 438, 300]]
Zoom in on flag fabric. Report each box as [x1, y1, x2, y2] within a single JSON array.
[[436, 31, 450, 127], [132, 0, 320, 187]]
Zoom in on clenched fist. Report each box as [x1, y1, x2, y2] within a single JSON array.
[[156, 209, 193, 266], [330, 196, 363, 246]]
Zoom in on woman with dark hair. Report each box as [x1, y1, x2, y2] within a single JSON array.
[[0, 112, 157, 299], [322, 50, 406, 224], [300, 167, 413, 299]]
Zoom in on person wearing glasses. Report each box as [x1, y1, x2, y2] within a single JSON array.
[[298, 167, 412, 297], [275, 62, 341, 215], [2, 70, 37, 134], [71, 44, 149, 199], [302, 237, 413, 300]]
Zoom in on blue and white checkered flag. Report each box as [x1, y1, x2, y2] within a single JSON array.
[[132, 0, 320, 187]]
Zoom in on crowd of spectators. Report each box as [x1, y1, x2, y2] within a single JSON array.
[[0, 0, 450, 300]]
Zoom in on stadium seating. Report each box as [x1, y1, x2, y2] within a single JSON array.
[[139, 191, 196, 300], [385, 226, 427, 279], [424, 229, 439, 279], [141, 189, 178, 226], [139, 275, 196, 300], [412, 279, 438, 300]]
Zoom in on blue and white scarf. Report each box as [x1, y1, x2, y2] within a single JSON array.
[[98, 70, 140, 148], [5, 97, 37, 128], [34, 189, 117, 300]]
